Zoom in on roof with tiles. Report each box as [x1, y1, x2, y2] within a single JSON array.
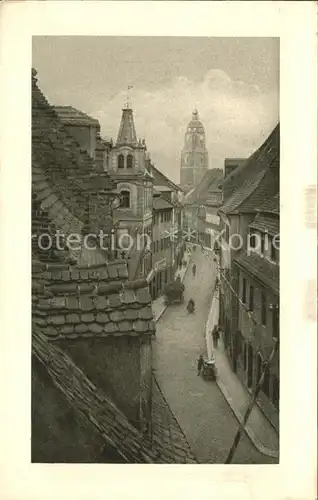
[[256, 193, 279, 215], [32, 69, 116, 238], [184, 169, 223, 206], [151, 164, 182, 193], [220, 124, 279, 215], [249, 214, 279, 236], [33, 328, 197, 463], [153, 197, 174, 211], [53, 106, 100, 127], [248, 193, 279, 237], [32, 260, 155, 341], [234, 252, 279, 295]]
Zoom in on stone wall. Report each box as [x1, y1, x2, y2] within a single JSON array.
[[56, 335, 150, 431]]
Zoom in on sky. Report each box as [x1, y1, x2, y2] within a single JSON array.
[[33, 36, 279, 183]]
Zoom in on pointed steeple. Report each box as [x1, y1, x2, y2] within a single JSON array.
[[116, 108, 138, 146]]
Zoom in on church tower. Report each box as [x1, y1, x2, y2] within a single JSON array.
[[180, 110, 209, 191], [108, 102, 153, 279]]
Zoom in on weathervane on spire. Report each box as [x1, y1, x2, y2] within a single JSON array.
[[126, 85, 133, 109]]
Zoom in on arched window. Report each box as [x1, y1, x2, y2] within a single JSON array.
[[127, 154, 133, 168], [120, 190, 130, 208], [118, 154, 124, 169]]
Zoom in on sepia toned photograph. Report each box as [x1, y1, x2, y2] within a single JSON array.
[[31, 36, 280, 464]]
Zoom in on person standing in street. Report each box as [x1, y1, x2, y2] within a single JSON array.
[[197, 354, 204, 375], [192, 263, 196, 277], [212, 325, 220, 349]]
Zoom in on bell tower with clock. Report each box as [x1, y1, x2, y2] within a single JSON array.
[[180, 109, 209, 191]]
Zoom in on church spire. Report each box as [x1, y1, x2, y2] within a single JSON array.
[[116, 108, 138, 145], [116, 86, 137, 146]]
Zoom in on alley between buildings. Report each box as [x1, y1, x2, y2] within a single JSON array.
[[153, 248, 276, 464]]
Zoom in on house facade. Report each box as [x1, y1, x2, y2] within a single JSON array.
[[218, 125, 280, 431], [183, 168, 224, 249], [234, 195, 279, 429]]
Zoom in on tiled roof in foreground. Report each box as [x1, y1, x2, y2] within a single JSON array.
[[32, 68, 116, 239], [32, 260, 155, 341], [33, 328, 197, 463]]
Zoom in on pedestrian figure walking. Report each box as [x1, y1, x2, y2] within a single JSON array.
[[192, 263, 196, 277], [212, 325, 220, 349], [197, 354, 204, 376]]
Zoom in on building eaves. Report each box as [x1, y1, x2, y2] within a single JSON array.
[[153, 197, 174, 211], [234, 252, 279, 295], [151, 164, 181, 192], [249, 213, 279, 237]]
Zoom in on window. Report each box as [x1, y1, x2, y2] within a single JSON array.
[[243, 343, 247, 371], [261, 293, 267, 325], [160, 239, 164, 251], [120, 190, 130, 208], [160, 212, 164, 223], [249, 233, 257, 249], [261, 234, 265, 254], [242, 277, 247, 303], [271, 237, 278, 261], [118, 154, 124, 169], [263, 367, 270, 398], [224, 224, 230, 244], [249, 285, 254, 311], [127, 154, 133, 168]]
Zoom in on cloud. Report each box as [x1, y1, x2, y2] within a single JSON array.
[[94, 69, 279, 183]]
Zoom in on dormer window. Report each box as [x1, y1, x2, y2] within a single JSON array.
[[120, 190, 131, 208], [249, 233, 257, 250], [271, 235, 279, 262], [118, 154, 124, 169], [261, 233, 265, 255], [127, 154, 133, 168]]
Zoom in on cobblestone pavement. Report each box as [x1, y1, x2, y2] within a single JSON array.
[[153, 248, 276, 464]]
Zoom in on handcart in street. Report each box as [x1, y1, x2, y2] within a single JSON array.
[[202, 358, 217, 381]]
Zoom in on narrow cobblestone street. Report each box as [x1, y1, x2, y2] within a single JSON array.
[[153, 248, 276, 464]]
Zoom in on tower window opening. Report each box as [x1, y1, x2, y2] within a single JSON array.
[[120, 190, 131, 208], [118, 154, 125, 169], [127, 154, 133, 168]]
